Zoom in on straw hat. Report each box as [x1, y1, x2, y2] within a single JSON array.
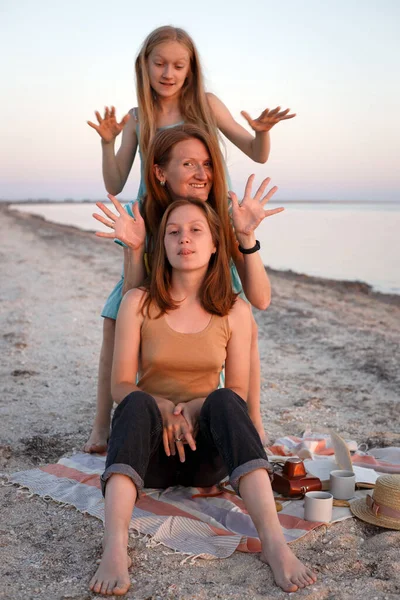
[[350, 475, 400, 530]]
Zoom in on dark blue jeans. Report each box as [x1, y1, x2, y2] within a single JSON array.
[[101, 388, 271, 496]]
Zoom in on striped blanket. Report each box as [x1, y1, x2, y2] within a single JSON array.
[[8, 433, 400, 560]]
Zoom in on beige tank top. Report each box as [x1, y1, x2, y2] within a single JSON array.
[[137, 312, 231, 404]]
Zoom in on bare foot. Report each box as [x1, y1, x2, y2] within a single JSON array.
[[261, 539, 317, 593], [83, 425, 109, 454], [90, 536, 131, 596]]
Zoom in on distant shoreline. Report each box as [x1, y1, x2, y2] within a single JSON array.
[[2, 199, 400, 205], [4, 203, 399, 305]]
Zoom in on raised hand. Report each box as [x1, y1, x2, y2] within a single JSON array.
[[229, 175, 284, 240], [241, 106, 296, 133], [93, 194, 146, 249], [87, 106, 130, 143]]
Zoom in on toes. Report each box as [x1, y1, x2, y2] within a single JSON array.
[[113, 580, 130, 596], [89, 576, 97, 591], [291, 575, 305, 589], [100, 579, 112, 595], [308, 569, 318, 582], [299, 572, 312, 587], [280, 578, 298, 593]]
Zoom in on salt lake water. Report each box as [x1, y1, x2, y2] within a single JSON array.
[[10, 201, 400, 295]]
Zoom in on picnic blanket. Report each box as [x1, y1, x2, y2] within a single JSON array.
[[7, 433, 400, 560]]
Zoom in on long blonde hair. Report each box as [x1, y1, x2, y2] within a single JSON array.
[[135, 26, 217, 159]]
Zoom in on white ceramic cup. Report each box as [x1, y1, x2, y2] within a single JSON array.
[[330, 470, 356, 500], [304, 491, 333, 522]]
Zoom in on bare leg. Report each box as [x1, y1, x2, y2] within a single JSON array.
[[239, 469, 317, 593], [247, 314, 268, 445], [90, 474, 136, 596], [84, 318, 115, 453]]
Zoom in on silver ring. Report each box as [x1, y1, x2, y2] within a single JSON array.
[[175, 438, 182, 443]]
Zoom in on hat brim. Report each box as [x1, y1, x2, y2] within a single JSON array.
[[350, 497, 400, 531]]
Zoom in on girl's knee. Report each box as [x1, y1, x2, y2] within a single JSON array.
[[202, 388, 246, 417], [114, 391, 159, 419]]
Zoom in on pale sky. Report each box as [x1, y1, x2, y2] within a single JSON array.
[[1, 0, 399, 201]]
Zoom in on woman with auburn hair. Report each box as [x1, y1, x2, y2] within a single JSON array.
[[89, 199, 316, 596], [86, 125, 284, 454]]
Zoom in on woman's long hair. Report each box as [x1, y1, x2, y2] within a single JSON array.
[[143, 124, 236, 260], [142, 199, 237, 317], [135, 26, 217, 159]]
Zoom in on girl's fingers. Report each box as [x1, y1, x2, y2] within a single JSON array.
[[176, 440, 186, 463], [254, 177, 271, 202], [268, 106, 281, 116], [95, 111, 103, 124], [107, 194, 124, 215], [264, 207, 285, 218], [279, 113, 296, 120], [163, 429, 171, 457], [183, 431, 196, 452], [260, 186, 279, 205], [96, 201, 117, 221], [167, 427, 176, 456], [240, 110, 253, 125], [131, 201, 142, 221], [259, 108, 270, 119], [244, 174, 255, 199], [92, 213, 114, 228], [228, 191, 239, 210], [87, 121, 100, 131], [95, 231, 118, 239]]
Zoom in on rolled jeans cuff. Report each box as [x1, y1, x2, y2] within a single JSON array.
[[230, 459, 272, 495], [101, 463, 144, 497]]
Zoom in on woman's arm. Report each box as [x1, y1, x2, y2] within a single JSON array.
[[233, 244, 271, 311], [93, 195, 147, 294], [207, 93, 295, 164], [111, 288, 145, 404], [230, 176, 284, 310], [88, 106, 138, 195], [225, 299, 252, 400]]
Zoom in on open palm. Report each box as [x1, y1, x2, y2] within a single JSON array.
[[93, 194, 145, 250], [230, 175, 284, 237], [87, 106, 130, 143], [241, 106, 296, 133]]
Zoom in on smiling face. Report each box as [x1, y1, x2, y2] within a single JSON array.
[[154, 138, 213, 202], [147, 41, 191, 99], [164, 204, 216, 272]]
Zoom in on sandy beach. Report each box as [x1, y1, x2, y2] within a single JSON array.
[[1, 204, 399, 600]]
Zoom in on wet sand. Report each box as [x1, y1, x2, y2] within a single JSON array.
[[1, 204, 399, 599]]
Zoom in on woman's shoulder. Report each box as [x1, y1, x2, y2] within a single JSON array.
[[227, 298, 251, 329], [119, 287, 147, 316]]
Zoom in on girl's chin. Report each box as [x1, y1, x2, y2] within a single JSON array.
[[172, 191, 209, 202]]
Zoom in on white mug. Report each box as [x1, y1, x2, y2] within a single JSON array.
[[304, 491, 333, 522], [330, 470, 356, 500]]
